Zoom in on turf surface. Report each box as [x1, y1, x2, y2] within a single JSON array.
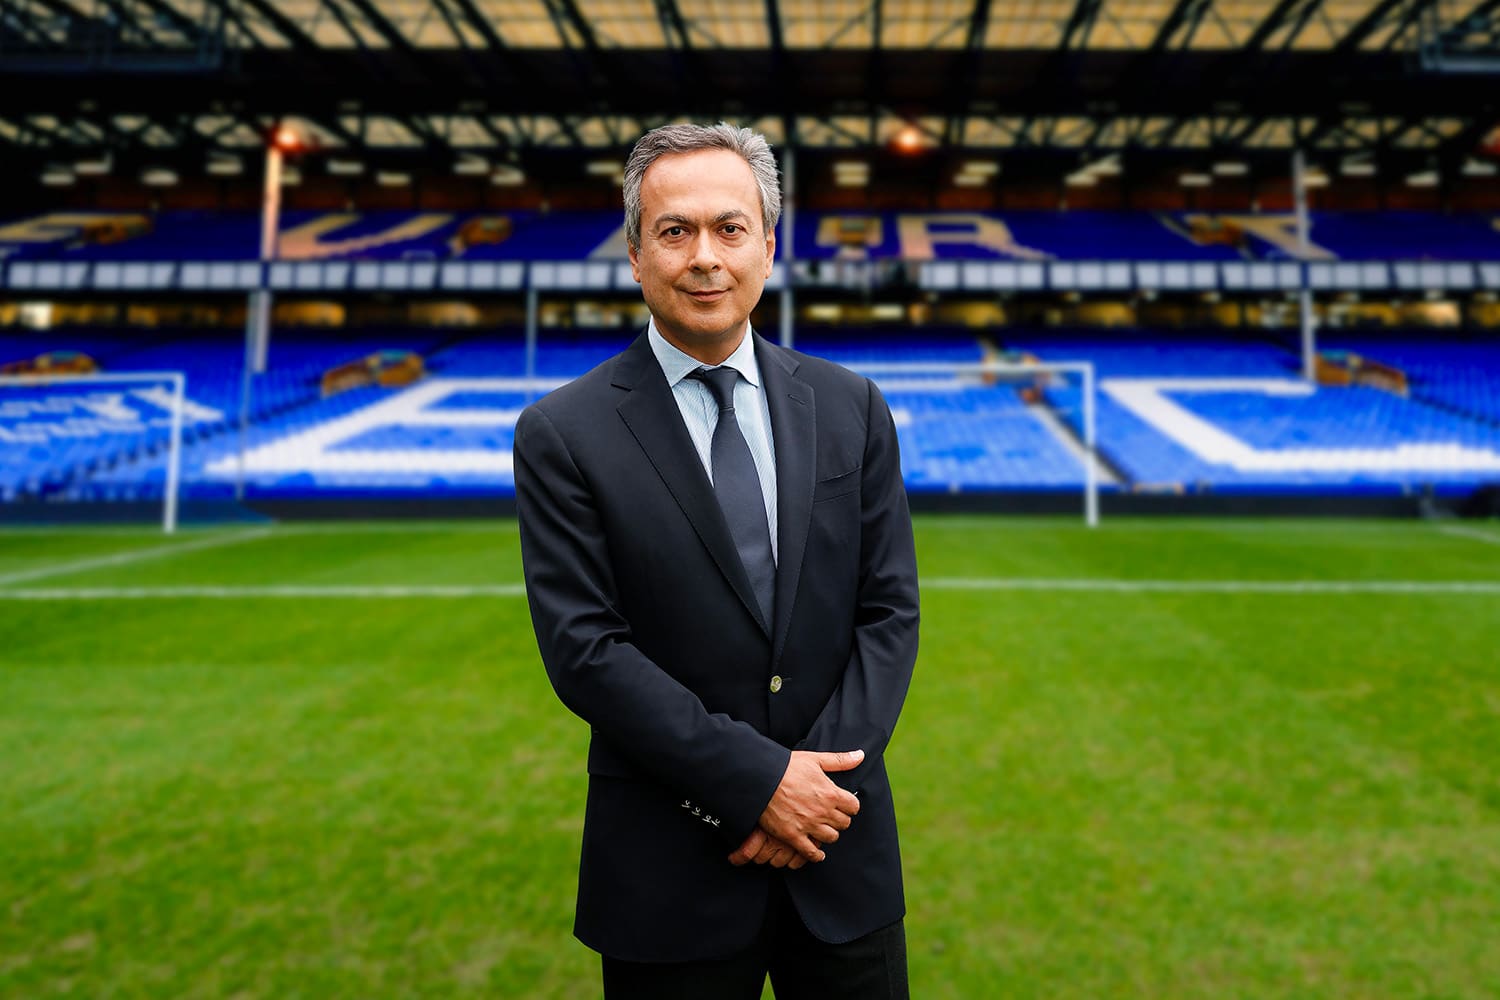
[[1, 517, 1497, 997]]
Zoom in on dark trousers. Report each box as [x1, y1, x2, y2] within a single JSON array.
[[600, 878, 908, 1000]]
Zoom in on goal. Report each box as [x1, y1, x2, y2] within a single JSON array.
[[848, 359, 1101, 526], [0, 371, 188, 533]]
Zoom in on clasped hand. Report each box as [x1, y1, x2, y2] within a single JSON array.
[[727, 749, 863, 869]]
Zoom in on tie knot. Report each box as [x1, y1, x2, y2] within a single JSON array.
[[688, 366, 739, 412]]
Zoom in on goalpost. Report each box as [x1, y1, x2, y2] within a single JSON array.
[[0, 370, 187, 534], [847, 360, 1100, 527]]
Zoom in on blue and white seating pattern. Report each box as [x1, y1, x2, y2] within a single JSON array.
[[4, 327, 1498, 502]]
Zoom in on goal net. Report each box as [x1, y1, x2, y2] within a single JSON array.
[[848, 360, 1102, 526], [0, 371, 189, 533]]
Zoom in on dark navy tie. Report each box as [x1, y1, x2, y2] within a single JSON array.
[[687, 366, 775, 627]]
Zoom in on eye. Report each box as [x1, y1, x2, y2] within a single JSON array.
[[721, 224, 741, 235], [662, 226, 686, 238]]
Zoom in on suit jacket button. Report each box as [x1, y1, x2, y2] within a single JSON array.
[[769, 675, 783, 694]]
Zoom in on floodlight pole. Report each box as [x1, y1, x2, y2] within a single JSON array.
[[525, 282, 539, 403], [238, 140, 282, 501], [1293, 149, 1317, 381], [164, 373, 184, 534], [1083, 363, 1098, 528], [779, 144, 795, 350]]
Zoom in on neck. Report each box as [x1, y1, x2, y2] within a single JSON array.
[[655, 322, 749, 367]]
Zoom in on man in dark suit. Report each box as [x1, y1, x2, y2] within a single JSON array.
[[514, 122, 920, 998]]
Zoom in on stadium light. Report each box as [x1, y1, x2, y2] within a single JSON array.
[[492, 166, 526, 186], [272, 125, 302, 153], [1302, 168, 1329, 187], [954, 174, 988, 187], [893, 126, 924, 154], [1064, 171, 1098, 187], [142, 168, 179, 186], [960, 160, 1001, 176], [377, 171, 412, 186], [454, 156, 489, 176], [75, 155, 111, 176], [1212, 161, 1249, 176], [1340, 158, 1376, 177], [207, 154, 243, 176], [1079, 155, 1120, 177], [1461, 159, 1497, 177], [834, 161, 869, 187], [328, 159, 366, 176], [41, 168, 75, 186], [587, 160, 622, 176], [1179, 172, 1212, 186], [1406, 170, 1439, 187]]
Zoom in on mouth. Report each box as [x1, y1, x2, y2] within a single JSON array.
[[685, 288, 728, 302]]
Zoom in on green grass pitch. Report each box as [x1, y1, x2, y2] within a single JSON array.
[[1, 517, 1498, 998]]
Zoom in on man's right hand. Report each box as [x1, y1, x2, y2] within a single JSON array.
[[758, 749, 863, 862]]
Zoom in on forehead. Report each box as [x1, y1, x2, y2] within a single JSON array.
[[639, 148, 762, 220]]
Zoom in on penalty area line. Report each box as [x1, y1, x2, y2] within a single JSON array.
[[0, 528, 276, 587], [2, 578, 1499, 599], [1437, 524, 1500, 548]]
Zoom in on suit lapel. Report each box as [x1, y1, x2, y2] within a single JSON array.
[[613, 333, 771, 637], [757, 335, 815, 671]]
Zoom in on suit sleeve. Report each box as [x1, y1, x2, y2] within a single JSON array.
[[514, 404, 791, 842], [795, 379, 920, 791]]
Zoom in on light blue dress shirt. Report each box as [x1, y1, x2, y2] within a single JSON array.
[[647, 320, 778, 564]]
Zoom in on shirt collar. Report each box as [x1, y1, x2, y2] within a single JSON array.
[[647, 318, 762, 390]]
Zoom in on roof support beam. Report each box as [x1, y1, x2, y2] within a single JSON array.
[[1244, 0, 1324, 50], [1059, 0, 1105, 49], [235, 0, 323, 53], [1334, 0, 1411, 52], [1151, 0, 1216, 50], [944, 0, 992, 146]]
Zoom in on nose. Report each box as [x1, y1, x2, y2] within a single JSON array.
[[688, 230, 721, 272]]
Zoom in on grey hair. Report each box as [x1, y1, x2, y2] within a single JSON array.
[[623, 122, 782, 252]]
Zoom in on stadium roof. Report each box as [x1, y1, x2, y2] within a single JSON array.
[[2, 0, 1497, 179]]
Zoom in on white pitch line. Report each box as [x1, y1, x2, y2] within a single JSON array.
[[0, 583, 529, 600], [2, 578, 1499, 600], [0, 528, 275, 587], [924, 577, 1500, 594], [1438, 524, 1500, 547]]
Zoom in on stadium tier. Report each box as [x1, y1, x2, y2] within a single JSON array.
[[4, 328, 1498, 504], [4, 210, 1500, 263]]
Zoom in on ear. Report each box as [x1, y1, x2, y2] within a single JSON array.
[[627, 240, 642, 283], [763, 228, 776, 279]]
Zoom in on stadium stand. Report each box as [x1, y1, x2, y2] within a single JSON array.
[[5, 210, 1500, 263], [5, 325, 1498, 503]]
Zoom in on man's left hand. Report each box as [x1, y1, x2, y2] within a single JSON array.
[[728, 828, 809, 869]]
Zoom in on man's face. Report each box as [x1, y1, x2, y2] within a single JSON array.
[[628, 148, 776, 364]]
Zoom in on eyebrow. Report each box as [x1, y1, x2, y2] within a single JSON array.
[[651, 210, 755, 231]]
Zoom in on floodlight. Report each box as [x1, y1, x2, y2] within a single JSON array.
[[893, 126, 923, 153], [272, 126, 302, 153]]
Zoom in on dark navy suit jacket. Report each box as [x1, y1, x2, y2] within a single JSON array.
[[514, 330, 920, 962]]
